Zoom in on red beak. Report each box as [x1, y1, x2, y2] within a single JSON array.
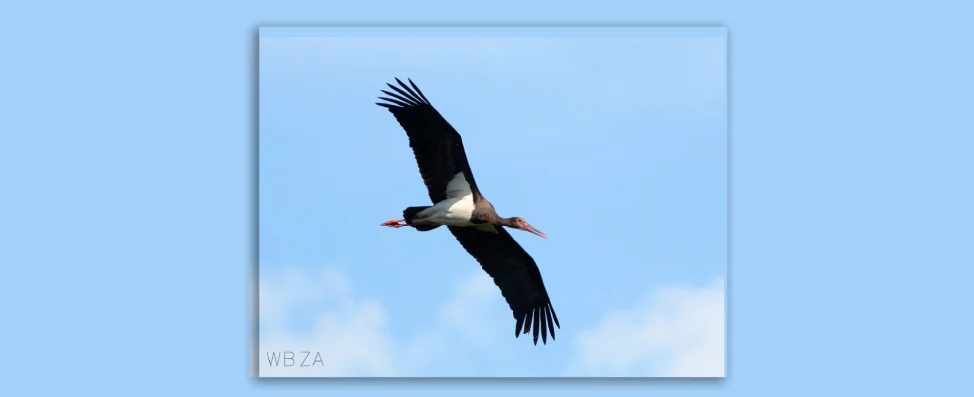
[[522, 223, 547, 239]]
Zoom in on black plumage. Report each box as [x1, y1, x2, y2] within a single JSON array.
[[377, 78, 560, 345]]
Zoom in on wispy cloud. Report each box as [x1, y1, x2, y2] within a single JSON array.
[[567, 278, 725, 377], [257, 266, 502, 377], [258, 267, 398, 377], [435, 271, 503, 346], [258, 266, 725, 377]]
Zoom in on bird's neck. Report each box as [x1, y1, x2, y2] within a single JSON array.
[[497, 217, 519, 228]]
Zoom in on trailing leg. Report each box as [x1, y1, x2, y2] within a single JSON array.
[[403, 206, 441, 231]]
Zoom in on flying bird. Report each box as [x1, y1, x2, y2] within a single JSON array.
[[376, 78, 561, 345]]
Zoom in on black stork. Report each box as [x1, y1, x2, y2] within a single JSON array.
[[375, 78, 561, 346]]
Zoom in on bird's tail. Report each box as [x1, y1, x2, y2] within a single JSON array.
[[403, 206, 441, 232]]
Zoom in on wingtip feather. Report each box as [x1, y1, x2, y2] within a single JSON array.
[[531, 307, 540, 345], [540, 306, 549, 344], [514, 315, 524, 338], [545, 305, 556, 340], [377, 77, 433, 109]]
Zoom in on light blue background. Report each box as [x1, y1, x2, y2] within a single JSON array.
[[258, 27, 726, 377], [2, 0, 972, 395]]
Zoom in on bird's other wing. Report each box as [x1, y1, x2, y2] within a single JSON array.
[[376, 78, 481, 204], [447, 225, 560, 345]]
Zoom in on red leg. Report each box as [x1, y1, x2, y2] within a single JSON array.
[[381, 218, 407, 228]]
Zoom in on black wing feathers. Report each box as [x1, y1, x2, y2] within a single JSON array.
[[376, 78, 479, 203], [447, 225, 560, 345]]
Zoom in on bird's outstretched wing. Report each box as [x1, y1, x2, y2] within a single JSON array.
[[376, 78, 482, 203], [447, 224, 561, 345]]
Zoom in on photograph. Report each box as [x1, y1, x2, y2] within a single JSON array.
[[11, 0, 970, 394], [257, 26, 727, 378]]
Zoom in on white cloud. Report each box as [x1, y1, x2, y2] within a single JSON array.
[[567, 278, 725, 377], [256, 266, 502, 377], [257, 266, 726, 378], [436, 271, 501, 345], [258, 267, 398, 377]]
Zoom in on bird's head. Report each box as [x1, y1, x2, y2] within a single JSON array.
[[507, 217, 547, 239]]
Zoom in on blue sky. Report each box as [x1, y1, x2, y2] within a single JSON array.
[[257, 27, 726, 377]]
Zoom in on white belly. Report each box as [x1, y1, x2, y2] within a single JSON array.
[[418, 194, 477, 226]]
